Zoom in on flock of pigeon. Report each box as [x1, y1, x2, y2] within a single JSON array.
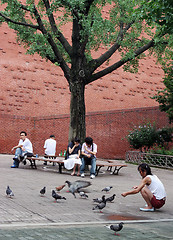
[[6, 181, 124, 235]]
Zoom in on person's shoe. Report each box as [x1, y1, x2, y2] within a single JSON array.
[[90, 174, 95, 179], [81, 173, 85, 178], [11, 165, 18, 168], [140, 207, 155, 212]]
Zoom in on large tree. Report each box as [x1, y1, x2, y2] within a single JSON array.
[[0, 0, 172, 142], [153, 66, 173, 123]]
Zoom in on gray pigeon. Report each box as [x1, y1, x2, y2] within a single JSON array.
[[52, 190, 66, 202], [65, 180, 91, 198], [40, 187, 46, 196], [92, 195, 106, 212], [93, 197, 103, 204], [105, 194, 116, 202], [105, 222, 124, 235], [79, 191, 88, 198], [6, 186, 14, 197], [102, 186, 113, 192]]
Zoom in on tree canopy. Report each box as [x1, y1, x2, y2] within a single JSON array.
[[153, 66, 173, 123], [0, 0, 172, 142]]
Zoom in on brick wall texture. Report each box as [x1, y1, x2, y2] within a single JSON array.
[[0, 106, 170, 159], [0, 5, 170, 160]]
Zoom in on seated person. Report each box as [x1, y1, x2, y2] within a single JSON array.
[[11, 131, 33, 168], [80, 137, 97, 179], [43, 135, 57, 165], [64, 137, 82, 176]]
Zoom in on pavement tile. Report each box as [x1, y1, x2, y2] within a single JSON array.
[[0, 154, 173, 239]]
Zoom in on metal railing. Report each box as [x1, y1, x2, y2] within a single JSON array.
[[126, 151, 173, 169]]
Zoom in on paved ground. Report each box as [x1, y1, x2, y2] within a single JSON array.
[[0, 154, 173, 239]]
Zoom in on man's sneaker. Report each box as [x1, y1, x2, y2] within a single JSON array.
[[81, 173, 85, 178], [11, 165, 18, 168], [90, 174, 95, 179]]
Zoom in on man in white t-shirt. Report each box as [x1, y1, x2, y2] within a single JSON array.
[[80, 137, 97, 179], [43, 135, 56, 165], [11, 131, 33, 168]]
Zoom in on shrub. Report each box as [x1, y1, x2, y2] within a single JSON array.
[[127, 123, 158, 151], [127, 123, 173, 152]]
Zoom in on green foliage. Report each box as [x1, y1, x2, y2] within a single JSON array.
[[127, 123, 158, 150], [127, 123, 173, 151], [138, 0, 173, 34], [149, 147, 173, 156], [153, 66, 173, 123], [156, 126, 173, 148]]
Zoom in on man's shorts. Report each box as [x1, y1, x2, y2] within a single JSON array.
[[151, 195, 166, 209]]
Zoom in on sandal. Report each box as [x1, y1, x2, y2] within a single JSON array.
[[71, 172, 75, 176], [77, 173, 80, 176]]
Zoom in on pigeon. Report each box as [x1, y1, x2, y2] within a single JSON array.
[[55, 184, 66, 192], [65, 180, 91, 198], [101, 186, 113, 193], [93, 196, 104, 204], [92, 195, 106, 213], [6, 186, 14, 197], [40, 187, 46, 196], [79, 191, 88, 198], [52, 190, 66, 202], [105, 194, 116, 203], [105, 222, 124, 235]]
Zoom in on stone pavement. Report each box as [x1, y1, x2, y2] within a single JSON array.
[[0, 154, 173, 239]]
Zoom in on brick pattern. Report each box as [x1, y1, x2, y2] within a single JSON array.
[[0, 107, 169, 159], [0, 22, 165, 117]]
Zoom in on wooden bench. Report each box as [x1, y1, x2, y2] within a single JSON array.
[[26, 157, 127, 176], [95, 160, 127, 175], [26, 156, 64, 173]]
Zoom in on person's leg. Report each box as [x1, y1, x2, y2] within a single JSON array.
[[90, 156, 96, 176], [77, 164, 80, 176], [11, 148, 22, 168], [14, 148, 22, 159], [80, 157, 85, 175], [71, 164, 77, 175], [140, 186, 153, 209]]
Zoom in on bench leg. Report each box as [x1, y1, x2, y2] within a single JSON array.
[[95, 166, 103, 176], [112, 166, 124, 175], [58, 163, 63, 174], [28, 159, 37, 169]]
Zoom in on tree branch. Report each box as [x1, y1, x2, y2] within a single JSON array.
[[0, 12, 39, 29], [32, 5, 71, 81], [42, 0, 72, 57], [88, 39, 155, 84], [90, 20, 135, 72]]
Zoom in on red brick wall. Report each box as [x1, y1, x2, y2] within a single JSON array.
[[0, 107, 170, 159]]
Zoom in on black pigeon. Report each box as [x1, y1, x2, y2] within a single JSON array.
[[105, 194, 116, 203], [40, 187, 46, 196], [102, 186, 113, 193], [92, 195, 106, 212], [6, 186, 14, 197], [79, 191, 88, 198], [52, 190, 66, 202], [65, 180, 91, 198], [105, 222, 124, 235]]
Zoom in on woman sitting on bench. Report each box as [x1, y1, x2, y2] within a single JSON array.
[[63, 137, 82, 176]]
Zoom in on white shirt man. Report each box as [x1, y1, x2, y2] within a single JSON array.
[[44, 135, 56, 156]]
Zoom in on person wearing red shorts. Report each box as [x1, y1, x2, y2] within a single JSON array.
[[121, 163, 166, 212]]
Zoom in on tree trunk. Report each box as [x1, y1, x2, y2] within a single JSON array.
[[69, 80, 86, 143]]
